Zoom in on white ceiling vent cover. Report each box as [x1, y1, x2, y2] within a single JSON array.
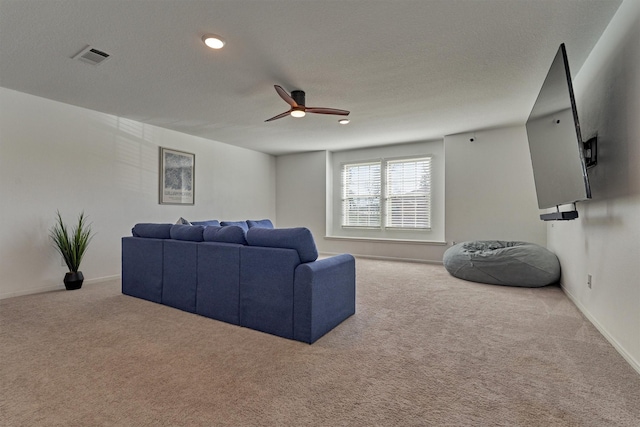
[[73, 46, 111, 66]]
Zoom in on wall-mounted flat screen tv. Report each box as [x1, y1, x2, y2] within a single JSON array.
[[526, 43, 592, 217]]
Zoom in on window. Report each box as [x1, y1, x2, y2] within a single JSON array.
[[341, 156, 431, 230], [385, 158, 431, 229], [342, 162, 381, 227]]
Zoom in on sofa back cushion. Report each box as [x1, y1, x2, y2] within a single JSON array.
[[203, 225, 247, 245], [132, 223, 172, 239], [246, 227, 318, 263], [191, 219, 220, 227], [220, 220, 249, 232], [170, 224, 204, 242], [247, 219, 274, 229]]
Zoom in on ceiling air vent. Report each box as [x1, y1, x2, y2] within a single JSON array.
[[72, 46, 111, 66]]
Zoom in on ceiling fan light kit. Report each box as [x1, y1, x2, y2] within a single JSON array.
[[265, 85, 350, 122]]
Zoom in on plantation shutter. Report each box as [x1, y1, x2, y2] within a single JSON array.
[[385, 157, 431, 229], [342, 162, 382, 227]]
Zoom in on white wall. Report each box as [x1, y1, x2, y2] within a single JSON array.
[[277, 128, 545, 263], [444, 126, 546, 246], [277, 142, 449, 263], [0, 88, 276, 299], [329, 141, 445, 242], [276, 151, 328, 235], [548, 0, 640, 372]]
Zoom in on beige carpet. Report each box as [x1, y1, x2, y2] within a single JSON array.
[[1, 258, 639, 426]]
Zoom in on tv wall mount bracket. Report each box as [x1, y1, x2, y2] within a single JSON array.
[[583, 135, 597, 168]]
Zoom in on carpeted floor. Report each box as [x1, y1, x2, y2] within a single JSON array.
[[1, 258, 639, 426]]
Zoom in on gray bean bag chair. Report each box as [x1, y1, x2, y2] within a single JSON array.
[[443, 241, 560, 287]]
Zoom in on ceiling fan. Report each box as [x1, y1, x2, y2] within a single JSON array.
[[265, 85, 350, 122]]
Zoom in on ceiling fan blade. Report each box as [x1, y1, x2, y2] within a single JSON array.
[[274, 85, 298, 108], [306, 107, 350, 116], [265, 110, 292, 122]]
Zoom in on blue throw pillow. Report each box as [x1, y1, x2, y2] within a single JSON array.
[[220, 220, 249, 232], [203, 225, 247, 245], [191, 219, 221, 227], [170, 224, 204, 242], [131, 223, 173, 239], [246, 227, 318, 263], [247, 219, 274, 229]]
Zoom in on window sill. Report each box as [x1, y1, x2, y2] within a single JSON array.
[[324, 235, 447, 246]]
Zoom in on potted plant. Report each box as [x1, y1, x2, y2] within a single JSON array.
[[49, 210, 95, 290]]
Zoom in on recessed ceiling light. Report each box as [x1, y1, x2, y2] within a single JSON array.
[[339, 119, 350, 124], [202, 34, 225, 49]]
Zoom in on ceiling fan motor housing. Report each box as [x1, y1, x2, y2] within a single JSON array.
[[291, 90, 305, 106]]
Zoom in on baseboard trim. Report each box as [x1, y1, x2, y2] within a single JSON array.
[[562, 284, 640, 376], [319, 251, 443, 265], [324, 236, 447, 245], [0, 274, 121, 300], [84, 275, 120, 285]]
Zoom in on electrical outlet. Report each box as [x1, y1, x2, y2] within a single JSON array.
[[587, 274, 592, 289]]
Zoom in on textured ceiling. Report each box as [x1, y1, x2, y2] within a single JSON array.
[[0, 0, 622, 155]]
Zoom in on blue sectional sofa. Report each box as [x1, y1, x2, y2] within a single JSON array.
[[121, 221, 356, 344]]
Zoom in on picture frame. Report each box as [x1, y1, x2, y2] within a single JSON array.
[[159, 147, 195, 205]]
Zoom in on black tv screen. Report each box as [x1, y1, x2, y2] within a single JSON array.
[[526, 43, 591, 210]]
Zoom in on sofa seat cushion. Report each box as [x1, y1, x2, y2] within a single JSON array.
[[203, 225, 247, 245], [443, 240, 560, 287], [132, 223, 172, 239], [247, 219, 274, 229], [170, 224, 204, 241], [220, 220, 249, 232], [246, 227, 318, 263]]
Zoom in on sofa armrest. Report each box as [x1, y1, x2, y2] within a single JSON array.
[[293, 254, 356, 343]]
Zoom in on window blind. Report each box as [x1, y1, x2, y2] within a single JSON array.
[[342, 162, 382, 227], [385, 157, 431, 229]]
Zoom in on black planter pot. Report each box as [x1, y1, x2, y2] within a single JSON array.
[[63, 271, 84, 290]]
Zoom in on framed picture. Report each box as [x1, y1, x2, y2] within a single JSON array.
[[159, 147, 195, 205]]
